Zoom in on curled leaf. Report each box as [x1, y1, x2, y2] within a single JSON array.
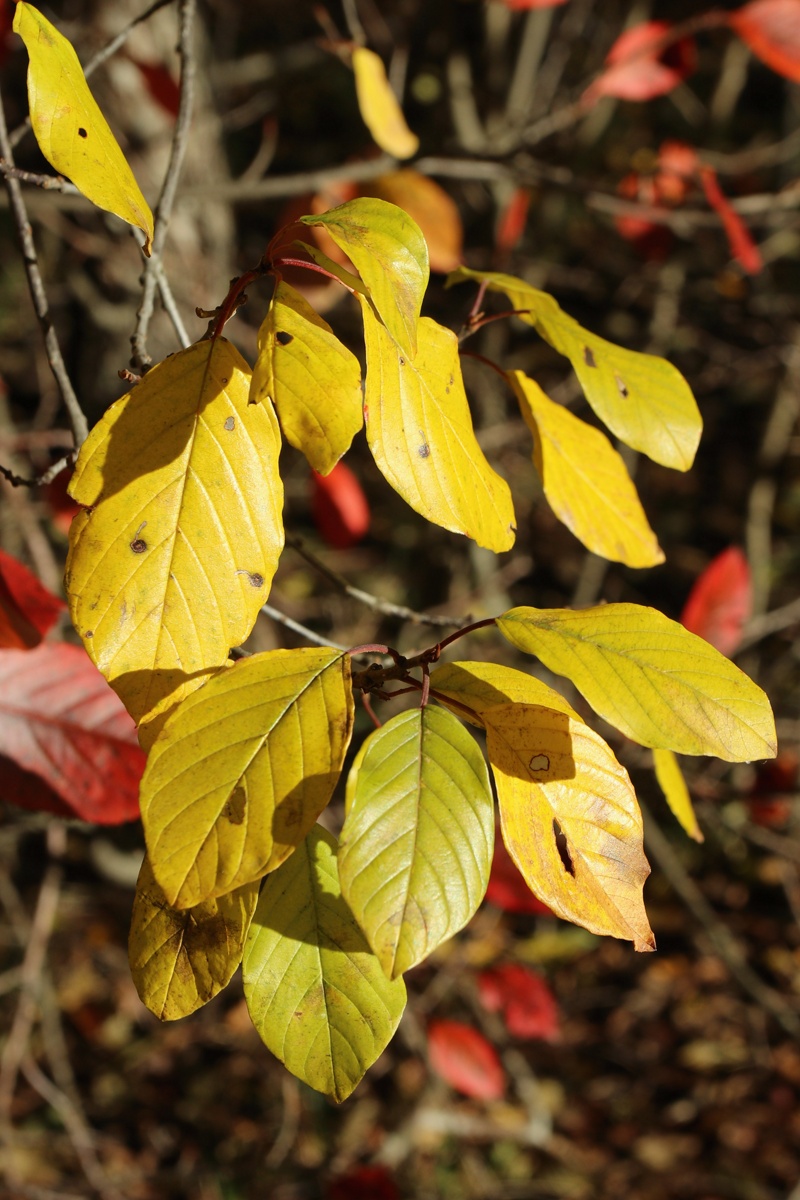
[[352, 46, 419, 159]]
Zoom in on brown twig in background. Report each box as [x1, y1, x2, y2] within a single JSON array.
[[0, 161, 78, 194], [0, 450, 76, 489]]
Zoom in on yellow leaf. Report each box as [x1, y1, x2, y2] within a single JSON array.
[[352, 46, 419, 160], [66, 339, 284, 725], [498, 605, 777, 762], [360, 302, 516, 551], [487, 703, 655, 950], [653, 748, 704, 842], [300, 198, 428, 359], [431, 659, 580, 728], [508, 371, 664, 568], [140, 648, 354, 909], [448, 267, 701, 471], [250, 281, 363, 475], [129, 855, 259, 1021], [13, 2, 154, 254], [243, 826, 406, 1102], [363, 170, 463, 273]]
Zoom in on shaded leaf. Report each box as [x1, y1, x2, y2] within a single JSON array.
[[0, 644, 143, 823], [360, 302, 516, 551], [250, 281, 363, 475], [448, 267, 702, 471], [140, 648, 353, 909], [129, 855, 259, 1021], [653, 748, 703, 843], [0, 549, 64, 650], [508, 370, 664, 568], [432, 659, 580, 728], [487, 701, 654, 949], [478, 964, 560, 1040], [301, 198, 429, 359], [339, 705, 494, 977], [730, 0, 800, 83], [243, 825, 406, 1102], [362, 171, 462, 272], [427, 1020, 505, 1099], [498, 604, 777, 761], [66, 338, 284, 726], [13, 2, 154, 253], [680, 547, 753, 657], [312, 462, 371, 549], [0, 752, 75, 819], [586, 21, 696, 103], [352, 46, 419, 159]]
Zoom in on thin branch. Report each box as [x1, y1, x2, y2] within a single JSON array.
[[0, 450, 76, 489], [0, 161, 78, 194], [260, 602, 346, 650], [130, 0, 197, 370], [0, 93, 88, 446]]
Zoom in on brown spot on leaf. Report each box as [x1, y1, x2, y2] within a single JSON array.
[[529, 754, 550, 773], [583, 345, 597, 368], [418, 429, 430, 459], [615, 373, 629, 398], [553, 819, 575, 876], [78, 128, 87, 138], [399, 357, 405, 366], [224, 416, 235, 431], [84, 631, 93, 639], [276, 331, 293, 346], [248, 572, 264, 587], [130, 538, 147, 554], [224, 784, 246, 825]]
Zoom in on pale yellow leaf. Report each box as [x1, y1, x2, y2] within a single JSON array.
[[129, 855, 259, 1021], [140, 648, 354, 909], [14, 2, 154, 253], [352, 46, 419, 160], [653, 748, 703, 842], [360, 302, 516, 551], [66, 339, 284, 726], [431, 659, 580, 728], [508, 371, 664, 568]]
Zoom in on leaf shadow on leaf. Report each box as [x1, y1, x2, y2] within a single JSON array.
[[485, 706, 576, 786], [269, 776, 349, 862]]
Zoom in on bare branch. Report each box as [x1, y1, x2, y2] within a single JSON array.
[[0, 451, 76, 489]]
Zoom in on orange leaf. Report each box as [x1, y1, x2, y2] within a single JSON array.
[[730, 0, 800, 83]]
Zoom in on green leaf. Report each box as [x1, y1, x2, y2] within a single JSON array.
[[301, 198, 429, 359], [508, 371, 664, 568], [140, 648, 354, 909], [360, 301, 516, 551], [129, 855, 259, 1021], [653, 748, 703, 842], [497, 605, 777, 762], [339, 706, 494, 978], [487, 703, 654, 950], [66, 338, 284, 726], [243, 825, 406, 1102], [448, 267, 701, 472], [431, 659, 580, 727], [13, 2, 154, 254], [250, 281, 363, 475]]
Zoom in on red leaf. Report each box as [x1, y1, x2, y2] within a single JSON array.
[[127, 55, 181, 118], [496, 187, 531, 256], [427, 1020, 506, 1099], [698, 165, 763, 274], [478, 964, 560, 1041], [730, 0, 800, 83], [586, 21, 696, 102], [0, 549, 65, 650], [311, 462, 370, 549], [327, 1166, 400, 1200], [485, 834, 554, 915], [658, 139, 700, 180], [0, 753, 74, 818], [680, 547, 753, 657], [748, 749, 797, 826], [0, 644, 145, 823]]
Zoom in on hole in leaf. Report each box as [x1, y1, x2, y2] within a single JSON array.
[[552, 819, 575, 876], [615, 373, 629, 398], [78, 127, 87, 138], [224, 416, 235, 431], [276, 331, 293, 346], [529, 754, 549, 773], [582, 345, 597, 368]]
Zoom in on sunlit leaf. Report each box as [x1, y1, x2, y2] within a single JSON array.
[[352, 46, 419, 160], [140, 647, 354, 909], [243, 825, 406, 1102], [0, 549, 64, 650], [360, 302, 516, 551], [13, 2, 154, 253], [729, 0, 800, 83], [508, 370, 664, 568], [680, 546, 752, 657], [432, 659, 580, 727], [497, 605, 777, 761], [486, 701, 654, 949], [339, 705, 494, 978], [300, 198, 429, 359], [250, 281, 363, 475], [66, 338, 283, 726], [653, 747, 703, 842], [129, 855, 259, 1021], [448, 266, 701, 471], [427, 1020, 505, 1099], [363, 171, 462, 272]]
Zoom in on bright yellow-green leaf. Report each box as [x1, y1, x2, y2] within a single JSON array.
[[249, 281, 363, 475], [360, 302, 516, 551], [487, 703, 654, 950], [139, 647, 354, 909], [498, 605, 777, 762], [508, 371, 664, 569], [339, 706, 494, 978], [129, 855, 259, 1021], [431, 659, 580, 728], [352, 46, 419, 160], [66, 338, 284, 726], [448, 267, 701, 471], [653, 748, 703, 842], [243, 825, 406, 1102], [13, 2, 154, 254], [301, 198, 429, 359]]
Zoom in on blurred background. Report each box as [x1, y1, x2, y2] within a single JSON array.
[[2, 0, 800, 1196]]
